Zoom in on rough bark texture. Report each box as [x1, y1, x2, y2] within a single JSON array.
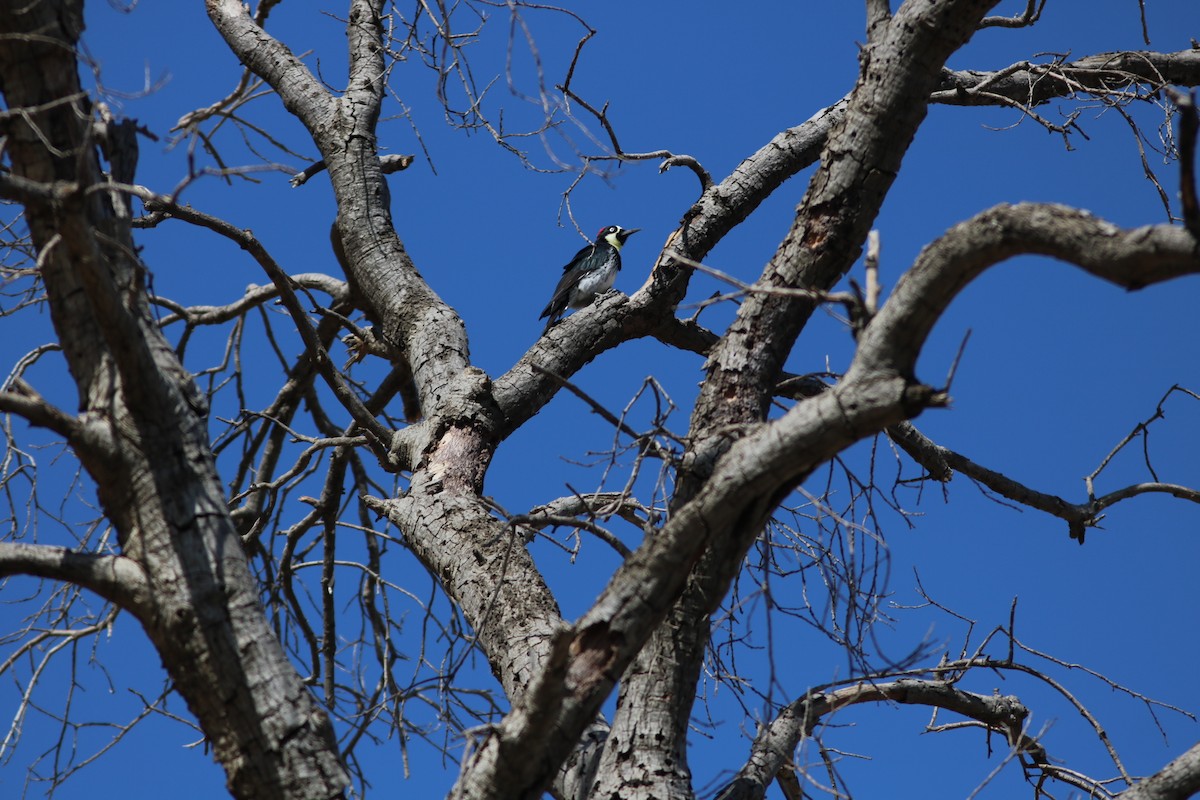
[[591, 3, 1004, 797], [1, 1, 1199, 799], [1118, 742, 1200, 800], [0, 2, 348, 798]]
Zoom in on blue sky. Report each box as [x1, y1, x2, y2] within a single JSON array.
[[2, 1, 1199, 798]]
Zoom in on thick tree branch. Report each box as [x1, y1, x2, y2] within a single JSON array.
[[852, 203, 1200, 380], [1, 2, 1196, 798], [450, 366, 934, 799], [491, 96, 852, 433], [0, 543, 148, 611], [1118, 741, 1200, 800], [204, 0, 334, 133], [840, 203, 1200, 541], [865, 0, 891, 41], [0, 379, 81, 440], [364, 489, 564, 703], [933, 49, 1200, 108], [345, 0, 387, 111], [591, 4, 1002, 796], [476, 35, 1200, 800], [650, 319, 956, 483], [690, 0, 1001, 444], [716, 678, 1042, 800], [209, 0, 470, 417], [0, 4, 351, 796]]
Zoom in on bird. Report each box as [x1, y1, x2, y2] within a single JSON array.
[[539, 225, 640, 332]]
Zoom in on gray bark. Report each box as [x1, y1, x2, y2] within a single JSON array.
[[592, 2, 1004, 796], [1118, 742, 1200, 800], [1, 1, 1199, 799], [0, 2, 348, 797]]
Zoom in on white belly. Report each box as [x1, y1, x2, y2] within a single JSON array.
[[568, 262, 617, 307]]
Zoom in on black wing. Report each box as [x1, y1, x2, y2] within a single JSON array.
[[539, 243, 596, 326]]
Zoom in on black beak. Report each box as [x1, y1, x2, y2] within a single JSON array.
[[618, 227, 641, 243]]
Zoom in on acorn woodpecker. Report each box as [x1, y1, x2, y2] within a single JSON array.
[[539, 225, 640, 332]]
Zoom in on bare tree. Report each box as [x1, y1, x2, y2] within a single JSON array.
[[0, 1, 1198, 799]]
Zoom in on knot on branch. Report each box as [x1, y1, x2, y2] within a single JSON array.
[[566, 621, 624, 695]]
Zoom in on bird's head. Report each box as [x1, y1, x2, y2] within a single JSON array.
[[597, 225, 640, 250]]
